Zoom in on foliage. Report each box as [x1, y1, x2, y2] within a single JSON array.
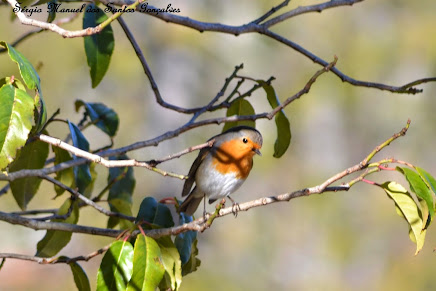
[[0, 1, 435, 290]]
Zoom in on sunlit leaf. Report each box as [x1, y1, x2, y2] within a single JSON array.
[[0, 42, 40, 90], [127, 234, 165, 291], [0, 84, 34, 170], [222, 98, 255, 132], [83, 4, 114, 88], [381, 181, 425, 254], [397, 167, 434, 228], [157, 236, 182, 291], [97, 240, 134, 291]]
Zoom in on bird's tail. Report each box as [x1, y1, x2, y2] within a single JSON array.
[[179, 191, 203, 216]]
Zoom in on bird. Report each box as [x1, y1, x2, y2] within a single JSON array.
[[179, 125, 263, 216]]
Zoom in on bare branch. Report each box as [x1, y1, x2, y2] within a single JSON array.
[[39, 174, 136, 221], [262, 0, 363, 27], [147, 140, 215, 167], [0, 119, 410, 238], [0, 244, 110, 264], [6, 0, 141, 38], [0, 59, 335, 182]]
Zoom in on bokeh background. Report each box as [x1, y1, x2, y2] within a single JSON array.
[[1, 0, 436, 290]]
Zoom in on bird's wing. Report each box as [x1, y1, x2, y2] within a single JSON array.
[[181, 147, 209, 197]]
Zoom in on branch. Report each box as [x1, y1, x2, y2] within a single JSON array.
[[0, 13, 80, 54], [0, 119, 411, 238], [39, 174, 136, 221], [262, 0, 363, 27], [0, 59, 336, 182], [0, 244, 110, 264], [6, 0, 142, 38]]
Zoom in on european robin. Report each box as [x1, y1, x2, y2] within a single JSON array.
[[179, 126, 263, 216]]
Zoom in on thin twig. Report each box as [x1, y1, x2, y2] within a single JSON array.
[[39, 174, 135, 222], [6, 0, 142, 38], [0, 59, 336, 182], [0, 244, 110, 264]]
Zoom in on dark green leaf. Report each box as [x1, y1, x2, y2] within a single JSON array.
[[33, 91, 47, 134], [83, 4, 115, 88], [75, 100, 119, 137], [381, 181, 425, 254], [52, 146, 74, 196], [396, 167, 434, 227], [107, 155, 135, 229], [69, 261, 91, 291], [175, 212, 197, 265], [258, 80, 291, 158], [68, 121, 92, 195], [97, 240, 134, 291], [0, 84, 34, 170], [36, 199, 79, 257], [135, 197, 174, 229], [46, 1, 57, 23], [181, 239, 201, 276], [0, 42, 40, 90], [127, 234, 165, 291], [157, 236, 182, 291], [9, 138, 49, 210], [222, 98, 255, 132]]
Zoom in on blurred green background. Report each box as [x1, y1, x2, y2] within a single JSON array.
[[1, 0, 436, 290]]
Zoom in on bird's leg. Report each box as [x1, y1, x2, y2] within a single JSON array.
[[227, 196, 240, 217], [203, 193, 207, 221]]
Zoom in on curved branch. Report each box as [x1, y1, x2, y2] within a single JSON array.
[[0, 119, 411, 238], [0, 58, 336, 182]]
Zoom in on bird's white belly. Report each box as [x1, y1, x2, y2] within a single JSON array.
[[195, 162, 246, 202]]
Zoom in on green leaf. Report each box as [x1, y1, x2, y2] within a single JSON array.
[[157, 236, 182, 291], [396, 167, 434, 228], [9, 138, 49, 210], [0, 42, 41, 90], [68, 121, 92, 195], [83, 4, 115, 88], [127, 234, 165, 291], [46, 1, 57, 23], [135, 197, 174, 229], [0, 77, 26, 91], [258, 80, 291, 158], [381, 181, 426, 254], [415, 167, 436, 196], [33, 91, 47, 134], [52, 146, 74, 196], [175, 212, 197, 265], [0, 84, 34, 170], [97, 240, 134, 291], [222, 98, 255, 132], [36, 198, 79, 257], [69, 261, 91, 291], [181, 239, 201, 276], [107, 155, 135, 229], [75, 100, 119, 137]]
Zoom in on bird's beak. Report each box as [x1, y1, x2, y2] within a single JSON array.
[[253, 148, 262, 156]]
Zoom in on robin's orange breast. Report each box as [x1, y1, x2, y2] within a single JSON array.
[[211, 139, 255, 179]]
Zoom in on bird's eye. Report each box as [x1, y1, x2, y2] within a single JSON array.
[[242, 138, 248, 143]]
